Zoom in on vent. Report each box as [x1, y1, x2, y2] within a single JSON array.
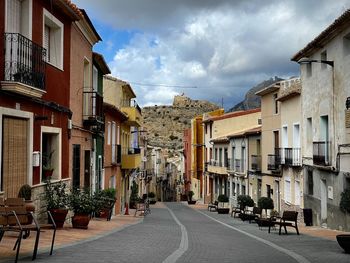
[[258, 118, 262, 125], [346, 109, 350, 128]]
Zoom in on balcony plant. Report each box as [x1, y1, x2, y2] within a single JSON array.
[[187, 190, 196, 205], [217, 194, 229, 214], [148, 192, 157, 204], [18, 184, 35, 224], [68, 188, 95, 229], [42, 178, 69, 228], [258, 197, 274, 218], [337, 189, 350, 253]]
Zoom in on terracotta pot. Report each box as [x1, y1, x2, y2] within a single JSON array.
[[72, 213, 91, 229], [49, 208, 68, 228], [24, 200, 35, 224]]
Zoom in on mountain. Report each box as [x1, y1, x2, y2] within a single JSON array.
[[228, 77, 283, 112], [142, 95, 220, 149]]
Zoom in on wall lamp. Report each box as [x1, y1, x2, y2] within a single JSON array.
[[297, 57, 334, 67]]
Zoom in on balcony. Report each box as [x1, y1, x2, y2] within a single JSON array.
[[284, 148, 301, 166], [251, 155, 261, 171], [83, 90, 104, 129], [207, 159, 227, 174], [121, 99, 142, 127], [313, 141, 331, 166], [234, 159, 245, 173], [267, 154, 280, 171], [2, 33, 46, 98], [121, 147, 141, 169]]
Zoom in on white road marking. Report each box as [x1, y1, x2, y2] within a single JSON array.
[[197, 210, 311, 263], [163, 206, 189, 263]]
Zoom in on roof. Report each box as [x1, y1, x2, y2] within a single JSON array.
[[255, 82, 281, 96], [80, 9, 102, 42], [103, 102, 128, 121], [210, 135, 229, 144], [291, 9, 350, 61], [203, 108, 261, 123], [93, 52, 111, 75], [227, 126, 261, 138], [55, 0, 84, 20]]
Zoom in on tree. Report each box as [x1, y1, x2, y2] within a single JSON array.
[[258, 197, 274, 217]]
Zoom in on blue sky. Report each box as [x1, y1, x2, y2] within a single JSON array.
[[74, 0, 350, 108]]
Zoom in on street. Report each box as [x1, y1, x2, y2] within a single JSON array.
[[9, 203, 349, 263]]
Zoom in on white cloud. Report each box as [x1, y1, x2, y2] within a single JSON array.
[[74, 0, 350, 108]]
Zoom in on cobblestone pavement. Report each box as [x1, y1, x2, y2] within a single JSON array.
[[2, 203, 349, 263]]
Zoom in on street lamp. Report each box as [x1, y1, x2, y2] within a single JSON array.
[[297, 57, 334, 67]]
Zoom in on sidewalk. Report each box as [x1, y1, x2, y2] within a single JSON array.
[[0, 212, 143, 261], [190, 202, 349, 241]]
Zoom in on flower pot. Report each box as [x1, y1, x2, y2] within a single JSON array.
[[336, 234, 350, 253], [24, 200, 35, 224], [49, 208, 68, 228], [187, 200, 196, 205], [72, 213, 91, 229]]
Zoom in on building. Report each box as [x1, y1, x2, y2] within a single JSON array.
[[292, 9, 350, 230], [183, 128, 192, 198], [0, 0, 82, 204], [256, 83, 282, 212]]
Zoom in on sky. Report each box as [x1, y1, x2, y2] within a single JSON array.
[[74, 0, 350, 108]]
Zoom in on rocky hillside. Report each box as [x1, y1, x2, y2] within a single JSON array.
[[142, 95, 220, 149], [228, 77, 283, 112]]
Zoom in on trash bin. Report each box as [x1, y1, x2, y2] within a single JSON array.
[[303, 208, 313, 226]]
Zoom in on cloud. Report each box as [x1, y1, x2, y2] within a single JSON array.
[[74, 0, 350, 108]]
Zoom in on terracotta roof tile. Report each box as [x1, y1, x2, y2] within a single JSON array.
[[203, 108, 261, 123], [64, 0, 84, 18]]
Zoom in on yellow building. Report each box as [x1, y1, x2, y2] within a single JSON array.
[[103, 76, 142, 211]]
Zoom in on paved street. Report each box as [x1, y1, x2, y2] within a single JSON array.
[[6, 203, 349, 263]]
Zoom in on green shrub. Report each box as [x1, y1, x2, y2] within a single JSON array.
[[340, 188, 350, 213], [258, 197, 274, 216], [237, 195, 254, 209], [101, 188, 116, 200], [218, 194, 229, 202], [42, 178, 69, 210]]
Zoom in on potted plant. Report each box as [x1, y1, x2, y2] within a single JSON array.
[[148, 192, 157, 204], [237, 195, 254, 220], [42, 178, 69, 228], [42, 150, 55, 178], [69, 188, 95, 229], [337, 189, 350, 253], [96, 188, 117, 219], [129, 181, 139, 209], [217, 194, 229, 214], [258, 197, 274, 218], [187, 190, 196, 205], [18, 184, 35, 224]]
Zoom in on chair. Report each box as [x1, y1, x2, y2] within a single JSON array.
[[231, 206, 242, 218], [208, 201, 218, 212], [268, 211, 299, 235], [4, 199, 57, 260]]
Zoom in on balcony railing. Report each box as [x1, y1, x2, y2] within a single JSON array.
[[122, 99, 142, 114], [83, 90, 103, 127], [284, 148, 301, 166], [313, 141, 331, 166], [4, 33, 46, 90], [227, 158, 232, 170], [267, 154, 280, 170], [251, 155, 261, 171], [235, 159, 241, 172]]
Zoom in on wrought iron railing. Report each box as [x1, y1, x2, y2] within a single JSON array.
[[267, 154, 280, 170], [313, 141, 331, 166], [4, 33, 46, 90], [251, 155, 261, 171], [83, 90, 103, 125], [121, 99, 141, 114], [235, 159, 241, 172], [284, 148, 301, 166]]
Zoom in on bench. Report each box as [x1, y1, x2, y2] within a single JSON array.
[[269, 211, 299, 235], [231, 206, 243, 218], [208, 201, 218, 212]]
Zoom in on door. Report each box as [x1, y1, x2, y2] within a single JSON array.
[[84, 150, 91, 188], [72, 144, 81, 189], [2, 117, 28, 197], [321, 179, 327, 224]]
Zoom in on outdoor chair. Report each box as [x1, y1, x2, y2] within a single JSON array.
[[246, 207, 262, 223], [268, 210, 299, 235], [231, 206, 243, 218], [208, 201, 218, 212]]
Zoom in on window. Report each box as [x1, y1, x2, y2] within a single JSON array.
[[107, 122, 111, 145], [43, 9, 64, 69], [111, 122, 116, 163], [308, 170, 313, 195], [284, 179, 291, 203], [273, 93, 279, 114], [209, 123, 212, 138], [282, 125, 288, 148], [41, 126, 61, 181], [343, 33, 350, 56], [321, 50, 327, 70], [6, 0, 32, 39]]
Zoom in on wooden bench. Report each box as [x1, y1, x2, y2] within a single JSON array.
[[208, 201, 218, 212], [269, 211, 299, 235]]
